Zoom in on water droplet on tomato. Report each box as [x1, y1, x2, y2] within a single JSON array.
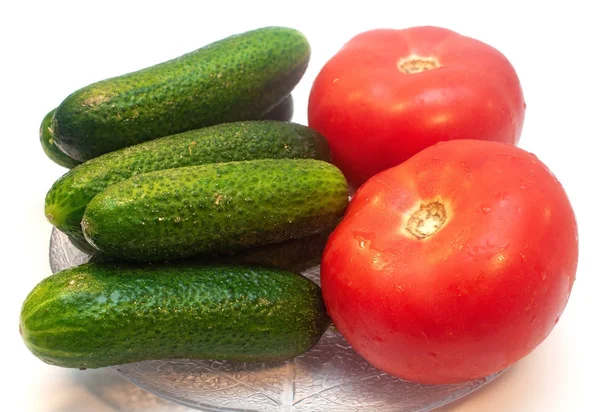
[[481, 205, 491, 214], [541, 271, 547, 281], [354, 234, 371, 250]]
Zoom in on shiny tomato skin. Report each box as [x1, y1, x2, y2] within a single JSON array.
[[320, 140, 577, 384], [308, 26, 526, 189]]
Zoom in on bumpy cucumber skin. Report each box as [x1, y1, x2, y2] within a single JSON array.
[[82, 159, 348, 262], [44, 121, 330, 243], [261, 95, 294, 122], [40, 110, 81, 169], [53, 27, 311, 161], [39, 96, 291, 170], [20, 263, 331, 369]]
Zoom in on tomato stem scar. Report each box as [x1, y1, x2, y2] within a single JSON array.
[[397, 55, 440, 74], [406, 201, 447, 239]]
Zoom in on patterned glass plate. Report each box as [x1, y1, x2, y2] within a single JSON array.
[[49, 228, 501, 412]]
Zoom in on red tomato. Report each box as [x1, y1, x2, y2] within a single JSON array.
[[308, 26, 526, 189], [320, 140, 577, 384]]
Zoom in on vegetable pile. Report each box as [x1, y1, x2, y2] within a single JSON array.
[[22, 24, 577, 388]]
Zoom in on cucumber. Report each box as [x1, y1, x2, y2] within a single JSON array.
[[40, 96, 292, 170], [85, 230, 333, 272], [39, 110, 80, 169], [81, 159, 348, 262], [52, 27, 310, 161], [20, 263, 330, 369], [261, 94, 294, 121], [208, 228, 333, 273], [45, 121, 330, 244], [67, 232, 99, 255]]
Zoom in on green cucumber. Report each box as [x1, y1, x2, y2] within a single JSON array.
[[81, 159, 348, 262], [53, 27, 310, 161], [85, 230, 333, 272], [20, 263, 330, 369], [208, 228, 333, 272], [39, 110, 81, 169], [40, 96, 292, 170], [66, 232, 99, 255], [261, 94, 294, 121], [45, 121, 330, 244]]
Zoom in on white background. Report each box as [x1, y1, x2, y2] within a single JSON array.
[[1, 1, 598, 410]]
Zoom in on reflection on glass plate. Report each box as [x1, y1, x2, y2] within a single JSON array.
[[50, 228, 500, 412]]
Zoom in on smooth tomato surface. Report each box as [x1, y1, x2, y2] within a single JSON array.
[[320, 140, 577, 384], [308, 26, 526, 189]]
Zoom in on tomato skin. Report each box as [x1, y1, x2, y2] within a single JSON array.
[[320, 140, 577, 384], [308, 26, 526, 189]]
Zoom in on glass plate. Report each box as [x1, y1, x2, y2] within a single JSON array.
[[49, 228, 501, 411]]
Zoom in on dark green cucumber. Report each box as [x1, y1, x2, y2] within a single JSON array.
[[82, 159, 348, 262], [45, 121, 330, 244], [86, 230, 333, 271], [67, 232, 100, 255], [209, 228, 333, 272], [53, 27, 310, 161], [20, 263, 330, 369], [40, 110, 81, 169], [261, 95, 294, 121]]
